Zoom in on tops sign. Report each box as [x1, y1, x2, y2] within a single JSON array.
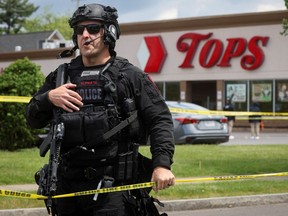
[[177, 33, 269, 71]]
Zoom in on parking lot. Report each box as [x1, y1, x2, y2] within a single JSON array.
[[221, 131, 288, 146]]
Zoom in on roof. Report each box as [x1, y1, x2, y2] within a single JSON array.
[[0, 30, 66, 53], [120, 10, 288, 34], [0, 10, 287, 61]]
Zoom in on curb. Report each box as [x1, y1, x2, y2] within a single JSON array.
[[0, 208, 46, 216], [160, 193, 288, 211], [0, 193, 288, 215]]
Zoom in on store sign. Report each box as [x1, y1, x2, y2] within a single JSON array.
[[137, 36, 167, 73], [177, 33, 269, 70]]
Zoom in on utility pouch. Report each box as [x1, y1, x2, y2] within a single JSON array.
[[114, 143, 139, 181], [115, 151, 133, 181], [60, 112, 84, 145], [60, 106, 111, 147], [122, 98, 140, 139], [84, 109, 109, 146]]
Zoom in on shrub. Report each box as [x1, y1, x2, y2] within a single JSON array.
[[0, 57, 45, 150]]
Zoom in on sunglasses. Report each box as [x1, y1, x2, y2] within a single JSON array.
[[74, 24, 103, 35]]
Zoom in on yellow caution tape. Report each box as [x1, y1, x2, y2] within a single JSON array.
[[0, 189, 46, 200], [176, 172, 288, 183], [169, 108, 288, 117], [0, 96, 31, 103], [1, 172, 287, 200], [1, 95, 288, 117], [54, 182, 156, 199]]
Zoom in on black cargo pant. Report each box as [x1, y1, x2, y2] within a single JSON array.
[[55, 178, 130, 216]]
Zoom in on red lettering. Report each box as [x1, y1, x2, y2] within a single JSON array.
[[177, 32, 269, 71], [218, 38, 247, 67], [177, 33, 212, 68], [199, 39, 223, 68], [241, 36, 269, 70]]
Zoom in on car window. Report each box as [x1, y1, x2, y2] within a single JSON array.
[[166, 101, 208, 111]]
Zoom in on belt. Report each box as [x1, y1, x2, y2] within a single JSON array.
[[84, 166, 113, 180], [59, 165, 113, 180]]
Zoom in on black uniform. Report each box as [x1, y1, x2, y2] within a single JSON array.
[[249, 103, 261, 123], [26, 55, 174, 216], [223, 102, 235, 122]]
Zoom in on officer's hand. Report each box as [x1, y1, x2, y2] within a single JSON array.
[[151, 166, 175, 193], [48, 83, 83, 112]]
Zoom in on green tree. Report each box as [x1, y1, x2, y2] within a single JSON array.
[[282, 0, 288, 36], [0, 58, 45, 151], [24, 7, 73, 39], [0, 0, 39, 34]]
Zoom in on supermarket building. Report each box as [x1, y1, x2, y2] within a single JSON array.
[[1, 10, 288, 116]]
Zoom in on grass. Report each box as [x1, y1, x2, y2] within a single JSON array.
[[0, 195, 44, 209], [0, 148, 47, 185], [141, 145, 288, 199], [0, 145, 288, 209], [168, 145, 288, 177]]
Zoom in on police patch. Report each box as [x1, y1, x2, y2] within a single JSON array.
[[81, 70, 100, 77], [75, 75, 106, 104]]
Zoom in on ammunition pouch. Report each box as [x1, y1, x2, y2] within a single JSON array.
[[114, 143, 139, 182], [60, 106, 113, 147]]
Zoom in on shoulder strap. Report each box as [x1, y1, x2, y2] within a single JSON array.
[[82, 110, 138, 149], [56, 63, 68, 87]]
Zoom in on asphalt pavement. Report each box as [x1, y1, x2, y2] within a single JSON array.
[[222, 131, 288, 146], [164, 203, 288, 216], [0, 131, 287, 215]]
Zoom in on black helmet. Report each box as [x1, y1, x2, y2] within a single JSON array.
[[69, 3, 120, 50]]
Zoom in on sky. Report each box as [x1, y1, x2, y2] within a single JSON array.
[[29, 0, 287, 24]]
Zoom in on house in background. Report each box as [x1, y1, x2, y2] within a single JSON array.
[[0, 30, 73, 52]]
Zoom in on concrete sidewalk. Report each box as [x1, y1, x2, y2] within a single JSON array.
[[0, 184, 37, 191]]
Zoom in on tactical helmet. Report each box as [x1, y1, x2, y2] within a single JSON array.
[[69, 3, 121, 50]]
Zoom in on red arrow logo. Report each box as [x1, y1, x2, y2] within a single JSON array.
[[137, 36, 167, 73]]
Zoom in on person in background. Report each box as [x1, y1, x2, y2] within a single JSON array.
[[249, 102, 262, 139], [223, 99, 235, 139]]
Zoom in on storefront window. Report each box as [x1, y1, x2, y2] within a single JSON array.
[[155, 82, 164, 95], [250, 80, 273, 112], [156, 82, 180, 101], [225, 81, 248, 111], [275, 80, 288, 112], [225, 80, 277, 112]]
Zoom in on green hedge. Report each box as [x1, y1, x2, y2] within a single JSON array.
[[0, 57, 45, 150]]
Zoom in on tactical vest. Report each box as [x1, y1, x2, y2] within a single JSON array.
[[59, 57, 139, 170]]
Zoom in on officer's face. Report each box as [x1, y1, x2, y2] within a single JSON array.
[[76, 20, 109, 65]]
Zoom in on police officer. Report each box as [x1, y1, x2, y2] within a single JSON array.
[[26, 3, 175, 216]]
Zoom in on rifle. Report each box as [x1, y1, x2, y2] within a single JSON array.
[[36, 64, 67, 216]]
